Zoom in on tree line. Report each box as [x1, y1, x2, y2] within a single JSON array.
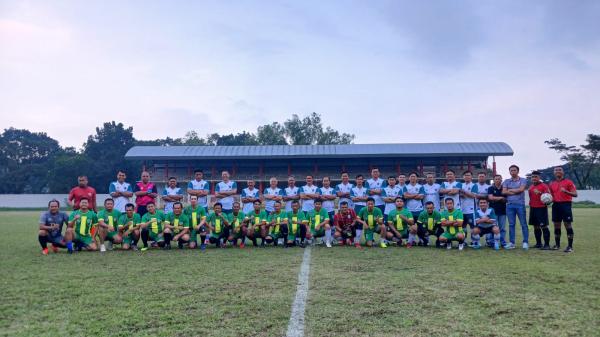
[[0, 113, 354, 194]]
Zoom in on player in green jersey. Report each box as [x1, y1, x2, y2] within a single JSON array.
[[228, 201, 247, 248], [140, 202, 166, 250], [416, 201, 443, 247], [386, 197, 417, 247], [184, 195, 208, 250], [287, 200, 308, 247], [206, 202, 231, 248], [68, 198, 98, 251], [245, 199, 269, 247], [163, 202, 191, 249], [117, 203, 142, 250], [357, 197, 386, 247], [97, 198, 122, 252], [439, 198, 465, 250], [306, 199, 331, 247], [267, 201, 288, 246]]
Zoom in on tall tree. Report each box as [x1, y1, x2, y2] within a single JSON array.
[[256, 122, 288, 145], [282, 112, 354, 145], [545, 134, 600, 188], [0, 128, 62, 193], [83, 122, 137, 192]]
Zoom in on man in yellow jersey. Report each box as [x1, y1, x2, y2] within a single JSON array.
[[97, 198, 122, 252], [439, 198, 466, 250], [140, 202, 166, 250], [68, 198, 98, 251], [184, 195, 207, 250]]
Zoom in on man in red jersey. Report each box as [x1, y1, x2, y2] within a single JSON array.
[[68, 176, 97, 212], [528, 171, 551, 250], [333, 201, 361, 248], [134, 171, 158, 216], [548, 166, 578, 252]]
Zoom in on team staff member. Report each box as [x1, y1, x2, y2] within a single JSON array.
[[38, 199, 73, 254], [134, 171, 157, 216], [108, 170, 133, 212], [549, 166, 577, 252], [68, 175, 97, 212], [215, 170, 237, 214], [488, 174, 508, 247], [187, 169, 210, 212], [528, 171, 551, 250], [502, 165, 529, 250]]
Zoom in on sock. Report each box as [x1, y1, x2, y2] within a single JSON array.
[[141, 229, 149, 248], [542, 227, 550, 246], [178, 238, 184, 248], [554, 228, 561, 247], [66, 240, 73, 250], [200, 235, 207, 245], [472, 234, 480, 245], [534, 227, 542, 245], [458, 238, 464, 244], [251, 237, 258, 246], [38, 235, 48, 249], [493, 233, 500, 243], [164, 232, 172, 245], [355, 229, 362, 244], [300, 225, 307, 243], [281, 224, 289, 239], [566, 227, 574, 247], [325, 228, 332, 244]]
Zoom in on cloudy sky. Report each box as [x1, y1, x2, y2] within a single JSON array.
[[1, 0, 599, 176]]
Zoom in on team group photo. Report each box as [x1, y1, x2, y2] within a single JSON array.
[[2, 1, 599, 336]]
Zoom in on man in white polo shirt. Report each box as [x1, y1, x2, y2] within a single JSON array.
[[241, 179, 260, 214], [108, 170, 133, 212], [367, 167, 386, 214], [283, 176, 300, 212], [335, 171, 354, 209], [187, 169, 210, 212], [299, 175, 319, 213], [215, 170, 237, 214]]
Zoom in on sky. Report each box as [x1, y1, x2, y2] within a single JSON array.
[[1, 0, 599, 177]]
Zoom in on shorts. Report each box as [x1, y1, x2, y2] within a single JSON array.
[[475, 226, 495, 235], [441, 231, 464, 241], [463, 214, 474, 228], [122, 233, 136, 244], [529, 207, 549, 227], [48, 235, 65, 246], [231, 227, 245, 239], [268, 232, 281, 240], [552, 202, 573, 223], [106, 231, 119, 240], [364, 229, 374, 242], [149, 231, 164, 242], [311, 228, 325, 237], [74, 234, 93, 247], [136, 205, 148, 216]]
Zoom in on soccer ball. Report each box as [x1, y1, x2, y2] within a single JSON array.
[[540, 193, 553, 205]]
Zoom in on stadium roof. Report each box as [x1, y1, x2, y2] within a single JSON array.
[[125, 142, 513, 160]]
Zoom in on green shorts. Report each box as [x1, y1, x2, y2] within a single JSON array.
[[441, 231, 464, 241], [311, 228, 325, 237], [364, 228, 374, 242], [122, 233, 136, 244], [269, 232, 281, 240], [74, 234, 93, 247], [106, 231, 119, 240], [149, 231, 164, 242]]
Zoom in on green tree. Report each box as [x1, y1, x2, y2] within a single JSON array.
[[282, 112, 354, 145], [0, 128, 62, 193], [205, 132, 259, 146], [256, 122, 288, 145], [545, 134, 600, 188]]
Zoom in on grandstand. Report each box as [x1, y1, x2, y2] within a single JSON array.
[[124, 142, 513, 192]]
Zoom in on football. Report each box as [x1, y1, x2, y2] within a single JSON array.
[[541, 193, 553, 205]]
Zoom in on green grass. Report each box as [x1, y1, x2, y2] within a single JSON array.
[[1, 210, 599, 337]]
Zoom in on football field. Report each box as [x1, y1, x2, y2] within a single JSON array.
[[1, 209, 599, 337]]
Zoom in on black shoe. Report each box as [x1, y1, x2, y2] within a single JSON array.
[[165, 244, 171, 250], [564, 246, 573, 253], [551, 245, 560, 250], [541, 245, 551, 250], [534, 243, 543, 249]]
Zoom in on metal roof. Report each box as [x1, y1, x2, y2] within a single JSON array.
[[125, 142, 513, 160]]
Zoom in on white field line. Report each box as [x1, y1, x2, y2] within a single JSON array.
[[286, 247, 312, 337]]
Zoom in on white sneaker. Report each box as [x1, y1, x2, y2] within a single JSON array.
[[458, 243, 464, 251], [522, 242, 529, 250], [326, 241, 332, 248], [446, 243, 452, 250], [100, 244, 106, 252]]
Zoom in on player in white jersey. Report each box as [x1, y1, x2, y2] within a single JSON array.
[[367, 168, 386, 213], [108, 170, 133, 212], [397, 173, 407, 192], [439, 170, 462, 210], [474, 172, 491, 203], [460, 171, 478, 242], [403, 172, 426, 221], [283, 176, 300, 212], [187, 169, 210, 211], [300, 175, 319, 212], [335, 172, 354, 209], [241, 179, 260, 214], [382, 176, 402, 221], [422, 173, 441, 211], [215, 170, 237, 214], [318, 176, 336, 220], [263, 177, 284, 213], [351, 174, 369, 214], [161, 177, 183, 213]]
